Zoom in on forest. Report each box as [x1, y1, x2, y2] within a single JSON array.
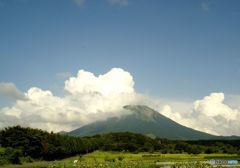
[[0, 126, 240, 165]]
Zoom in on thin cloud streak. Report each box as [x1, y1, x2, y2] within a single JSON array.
[[107, 0, 129, 6], [73, 0, 86, 7], [201, 1, 211, 12]]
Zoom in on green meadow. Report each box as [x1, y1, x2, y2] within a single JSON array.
[[2, 151, 240, 168]]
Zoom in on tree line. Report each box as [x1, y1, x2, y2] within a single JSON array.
[[0, 126, 240, 165]]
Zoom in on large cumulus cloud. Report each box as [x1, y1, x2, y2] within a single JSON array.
[[0, 68, 137, 132], [0, 68, 240, 136], [190, 93, 240, 136], [155, 93, 240, 136]]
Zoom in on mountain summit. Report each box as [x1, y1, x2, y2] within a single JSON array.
[[68, 105, 217, 140]]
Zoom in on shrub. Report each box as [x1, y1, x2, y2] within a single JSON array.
[[5, 147, 22, 164], [104, 156, 115, 162], [20, 156, 34, 163], [0, 158, 8, 165], [118, 155, 124, 161]]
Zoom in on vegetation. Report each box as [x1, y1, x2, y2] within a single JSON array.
[[0, 126, 240, 166], [1, 151, 240, 168], [0, 126, 85, 164]]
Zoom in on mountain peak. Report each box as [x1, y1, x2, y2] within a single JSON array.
[[123, 105, 161, 122], [124, 105, 154, 111]]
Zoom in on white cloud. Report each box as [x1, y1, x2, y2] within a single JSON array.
[[193, 93, 237, 120], [159, 93, 240, 136], [190, 93, 240, 136], [0, 68, 137, 132], [1, 68, 240, 136], [0, 82, 27, 100], [64, 68, 134, 96]]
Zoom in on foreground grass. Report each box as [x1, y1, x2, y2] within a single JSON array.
[[2, 151, 240, 168]]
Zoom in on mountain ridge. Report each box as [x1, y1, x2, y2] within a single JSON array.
[[68, 105, 239, 140]]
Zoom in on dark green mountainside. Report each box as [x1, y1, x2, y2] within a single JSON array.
[[69, 105, 219, 140]]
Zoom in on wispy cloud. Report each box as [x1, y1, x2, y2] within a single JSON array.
[[107, 0, 129, 6], [56, 72, 72, 80], [73, 0, 130, 7], [0, 82, 27, 100], [201, 1, 211, 12], [73, 0, 86, 7]]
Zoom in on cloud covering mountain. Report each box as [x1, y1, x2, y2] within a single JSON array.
[[0, 68, 240, 136]]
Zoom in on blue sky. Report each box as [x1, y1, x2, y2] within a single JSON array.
[[1, 0, 240, 100], [1, 0, 240, 135]]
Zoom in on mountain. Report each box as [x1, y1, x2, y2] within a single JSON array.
[[68, 105, 222, 140], [57, 131, 68, 135]]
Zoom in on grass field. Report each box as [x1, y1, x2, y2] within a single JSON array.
[[2, 151, 240, 168]]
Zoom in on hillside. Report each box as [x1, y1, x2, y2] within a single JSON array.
[[69, 105, 217, 140]]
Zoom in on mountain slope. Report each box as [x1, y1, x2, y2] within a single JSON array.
[[68, 105, 217, 140]]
